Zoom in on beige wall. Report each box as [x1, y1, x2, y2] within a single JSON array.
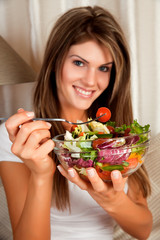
[[0, 83, 34, 117]]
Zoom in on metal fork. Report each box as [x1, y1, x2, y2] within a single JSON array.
[[0, 113, 106, 125]]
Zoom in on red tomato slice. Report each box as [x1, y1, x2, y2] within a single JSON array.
[[126, 157, 139, 169], [95, 164, 111, 181], [121, 156, 139, 175], [92, 138, 108, 149], [96, 107, 111, 123]]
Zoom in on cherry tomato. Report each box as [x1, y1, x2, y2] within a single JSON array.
[[107, 125, 115, 134], [96, 107, 111, 123], [70, 125, 78, 132], [124, 128, 131, 136], [79, 132, 84, 136]]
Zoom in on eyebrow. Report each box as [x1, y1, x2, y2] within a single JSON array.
[[69, 54, 113, 65]]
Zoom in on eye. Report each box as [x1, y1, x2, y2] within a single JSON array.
[[99, 65, 109, 72], [73, 60, 84, 67]]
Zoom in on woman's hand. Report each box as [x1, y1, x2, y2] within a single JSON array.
[[57, 165, 127, 211], [5, 109, 55, 178]]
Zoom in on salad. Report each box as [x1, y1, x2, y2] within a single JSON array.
[[55, 108, 150, 181]]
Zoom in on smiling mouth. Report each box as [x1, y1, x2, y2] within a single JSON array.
[[74, 86, 94, 97]]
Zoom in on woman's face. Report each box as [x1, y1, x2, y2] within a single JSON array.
[[57, 40, 113, 111]]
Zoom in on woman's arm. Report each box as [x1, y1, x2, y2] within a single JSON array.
[[0, 162, 53, 240], [57, 165, 152, 240], [0, 110, 55, 240], [105, 180, 152, 240]]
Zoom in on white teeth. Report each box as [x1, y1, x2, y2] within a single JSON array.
[[75, 87, 92, 96]]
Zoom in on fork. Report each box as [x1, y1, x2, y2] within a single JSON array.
[[0, 113, 106, 125]]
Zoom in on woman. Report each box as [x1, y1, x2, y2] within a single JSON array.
[[0, 6, 152, 240]]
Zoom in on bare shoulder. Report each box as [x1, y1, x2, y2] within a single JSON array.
[[0, 162, 30, 230], [127, 177, 148, 207]]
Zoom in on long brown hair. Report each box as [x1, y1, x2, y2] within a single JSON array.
[[34, 6, 151, 210]]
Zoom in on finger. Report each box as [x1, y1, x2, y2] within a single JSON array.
[[14, 121, 52, 146], [11, 122, 52, 157], [5, 111, 35, 142], [26, 129, 51, 149], [111, 170, 127, 191], [28, 139, 55, 160], [86, 167, 107, 192], [57, 165, 89, 190], [12, 129, 52, 157], [17, 108, 34, 125]]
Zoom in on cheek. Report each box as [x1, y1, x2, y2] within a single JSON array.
[[61, 64, 76, 85], [98, 76, 110, 91]]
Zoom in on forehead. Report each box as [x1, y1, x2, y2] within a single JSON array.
[[67, 40, 113, 63]]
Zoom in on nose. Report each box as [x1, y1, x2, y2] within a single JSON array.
[[83, 67, 97, 87]]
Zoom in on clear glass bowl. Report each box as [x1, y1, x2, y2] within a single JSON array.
[[53, 131, 151, 181]]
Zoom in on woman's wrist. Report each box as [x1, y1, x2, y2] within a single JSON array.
[[30, 171, 54, 187]]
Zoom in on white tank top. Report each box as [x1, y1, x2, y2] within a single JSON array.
[[0, 122, 128, 239]]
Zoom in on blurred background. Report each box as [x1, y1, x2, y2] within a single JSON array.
[[0, 1, 160, 239], [0, 0, 160, 136]]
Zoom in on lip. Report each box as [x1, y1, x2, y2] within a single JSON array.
[[73, 86, 95, 98]]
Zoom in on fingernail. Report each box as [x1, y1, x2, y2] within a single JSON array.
[[68, 169, 75, 178], [112, 170, 120, 179], [17, 108, 24, 113], [57, 165, 62, 172], [87, 168, 95, 177], [26, 112, 34, 118], [46, 122, 52, 128]]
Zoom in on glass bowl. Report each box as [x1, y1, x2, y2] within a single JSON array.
[[53, 131, 151, 181]]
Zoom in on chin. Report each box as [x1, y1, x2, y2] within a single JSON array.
[[73, 101, 93, 111]]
